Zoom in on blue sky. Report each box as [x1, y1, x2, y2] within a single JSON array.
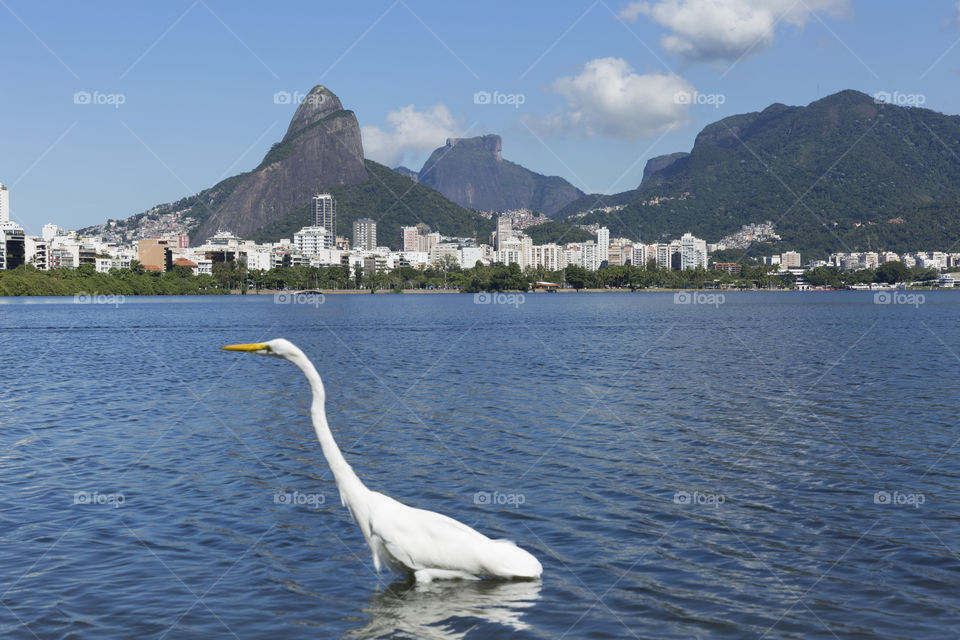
[[2, 0, 960, 234]]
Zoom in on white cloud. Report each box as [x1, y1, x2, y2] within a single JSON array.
[[361, 104, 463, 168], [619, 0, 849, 63], [551, 57, 694, 139]]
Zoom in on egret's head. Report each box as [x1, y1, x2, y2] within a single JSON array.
[[221, 338, 301, 360]]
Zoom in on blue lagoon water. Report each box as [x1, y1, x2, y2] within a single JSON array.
[[1, 292, 958, 639]]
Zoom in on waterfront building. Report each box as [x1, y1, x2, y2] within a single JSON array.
[[294, 226, 333, 255], [137, 238, 173, 272], [418, 232, 441, 254], [458, 246, 484, 268], [680, 233, 707, 270], [41, 223, 60, 242], [24, 237, 48, 270], [781, 251, 802, 268], [712, 262, 742, 275], [596, 227, 610, 267], [352, 219, 377, 250], [312, 194, 336, 235], [398, 226, 419, 252], [533, 243, 566, 271], [0, 183, 9, 226]]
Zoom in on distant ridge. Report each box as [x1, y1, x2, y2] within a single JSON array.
[[417, 135, 584, 215], [560, 89, 960, 256]]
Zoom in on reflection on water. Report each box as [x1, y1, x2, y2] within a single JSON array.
[[348, 578, 542, 640]]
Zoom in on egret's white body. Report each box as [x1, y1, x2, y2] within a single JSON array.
[[223, 339, 542, 583]]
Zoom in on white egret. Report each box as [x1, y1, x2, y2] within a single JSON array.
[[222, 339, 543, 583]]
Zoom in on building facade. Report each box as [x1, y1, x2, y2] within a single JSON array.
[[352, 218, 377, 250], [312, 194, 336, 235], [680, 233, 707, 270], [398, 226, 419, 252], [294, 226, 333, 255]]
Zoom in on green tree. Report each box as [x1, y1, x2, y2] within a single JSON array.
[[564, 265, 590, 291]]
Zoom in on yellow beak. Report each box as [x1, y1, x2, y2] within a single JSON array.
[[221, 343, 269, 352]]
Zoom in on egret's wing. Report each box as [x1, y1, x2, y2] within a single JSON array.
[[367, 492, 491, 573]]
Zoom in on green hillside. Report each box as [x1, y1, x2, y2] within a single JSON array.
[[248, 160, 494, 247], [566, 90, 960, 257]]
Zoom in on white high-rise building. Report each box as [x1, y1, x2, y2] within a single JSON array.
[[352, 218, 377, 250], [633, 244, 648, 267], [0, 184, 9, 225], [312, 194, 336, 234], [780, 251, 802, 268], [596, 227, 610, 267], [533, 243, 566, 271], [581, 242, 599, 270], [294, 226, 333, 255], [680, 233, 707, 270], [42, 223, 60, 242], [418, 232, 440, 254], [495, 216, 513, 250]]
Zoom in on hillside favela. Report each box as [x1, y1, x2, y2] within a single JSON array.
[[5, 3, 960, 640]]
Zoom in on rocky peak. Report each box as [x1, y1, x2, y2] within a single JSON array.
[[445, 135, 502, 162], [283, 85, 344, 140]]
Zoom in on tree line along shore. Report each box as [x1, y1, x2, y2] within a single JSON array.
[[0, 259, 944, 297]]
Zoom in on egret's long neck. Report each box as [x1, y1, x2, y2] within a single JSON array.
[[293, 355, 369, 506]]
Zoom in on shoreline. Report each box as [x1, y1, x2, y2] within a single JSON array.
[[0, 287, 948, 299]]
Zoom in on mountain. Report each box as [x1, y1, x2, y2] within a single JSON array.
[[83, 86, 489, 248], [553, 153, 689, 219], [565, 90, 960, 257], [417, 135, 584, 216], [248, 159, 493, 248], [641, 152, 689, 186], [393, 166, 419, 181], [193, 85, 368, 242]]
